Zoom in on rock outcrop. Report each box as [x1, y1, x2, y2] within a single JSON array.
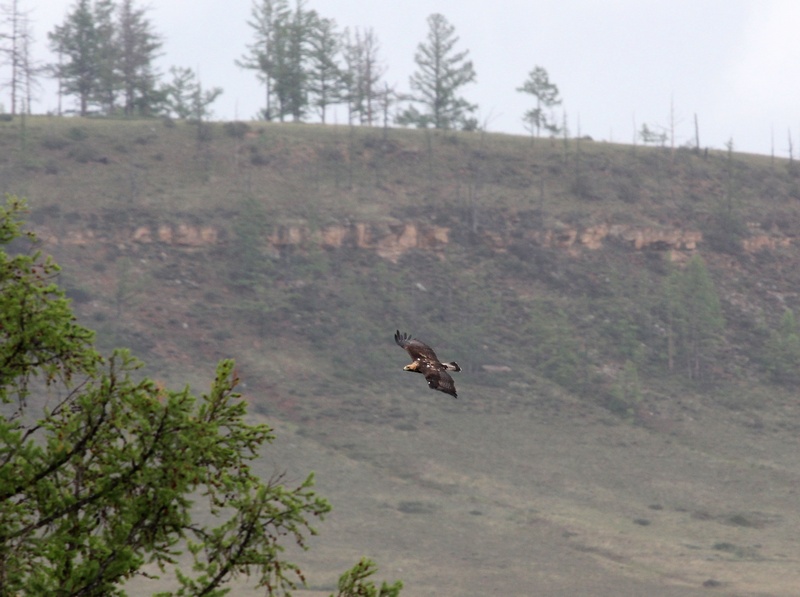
[[38, 215, 797, 262]]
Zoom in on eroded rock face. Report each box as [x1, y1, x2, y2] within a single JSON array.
[[609, 225, 702, 251], [131, 224, 218, 246], [128, 219, 705, 261], [41, 215, 795, 261], [515, 223, 703, 252], [265, 220, 451, 262], [742, 234, 791, 252], [175, 224, 218, 246]]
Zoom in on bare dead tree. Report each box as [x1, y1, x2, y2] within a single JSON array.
[[0, 0, 35, 114], [379, 81, 396, 139], [342, 26, 385, 126]]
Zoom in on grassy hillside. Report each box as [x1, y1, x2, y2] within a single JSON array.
[[4, 115, 800, 595], [4, 115, 799, 408]]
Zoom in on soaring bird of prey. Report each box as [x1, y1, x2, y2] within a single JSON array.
[[394, 330, 461, 398]]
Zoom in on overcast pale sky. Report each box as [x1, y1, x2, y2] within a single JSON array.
[[20, 0, 800, 157]]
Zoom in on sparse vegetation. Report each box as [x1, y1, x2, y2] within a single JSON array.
[[2, 116, 800, 409], [4, 116, 800, 594], [0, 196, 401, 596]]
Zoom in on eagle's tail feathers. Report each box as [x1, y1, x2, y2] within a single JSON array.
[[444, 361, 461, 372]]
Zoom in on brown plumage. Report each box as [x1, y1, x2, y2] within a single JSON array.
[[395, 330, 461, 398]]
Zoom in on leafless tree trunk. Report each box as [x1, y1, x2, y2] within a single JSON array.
[[669, 96, 676, 156], [1, 0, 31, 114], [342, 27, 385, 126]]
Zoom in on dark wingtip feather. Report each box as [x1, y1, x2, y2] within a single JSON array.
[[395, 329, 413, 347]]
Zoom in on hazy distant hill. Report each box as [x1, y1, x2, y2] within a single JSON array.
[[4, 116, 800, 596]]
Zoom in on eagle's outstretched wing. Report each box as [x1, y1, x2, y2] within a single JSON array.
[[394, 330, 441, 362], [395, 330, 459, 398], [422, 366, 457, 398]]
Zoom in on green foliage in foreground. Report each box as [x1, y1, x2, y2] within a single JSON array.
[[0, 195, 400, 596], [332, 558, 403, 597]]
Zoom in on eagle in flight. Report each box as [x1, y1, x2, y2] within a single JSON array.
[[395, 330, 461, 398]]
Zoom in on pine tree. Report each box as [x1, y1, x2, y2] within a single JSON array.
[[278, 0, 313, 121], [90, 0, 117, 113], [306, 14, 343, 124], [237, 0, 291, 121], [48, 0, 99, 116], [116, 0, 162, 116], [765, 309, 800, 384], [0, 196, 402, 595], [517, 66, 562, 139], [161, 65, 222, 120], [47, 0, 162, 116], [397, 13, 476, 130], [664, 256, 724, 379], [525, 299, 585, 393]]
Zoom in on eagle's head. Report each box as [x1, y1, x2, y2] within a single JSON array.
[[403, 361, 420, 372]]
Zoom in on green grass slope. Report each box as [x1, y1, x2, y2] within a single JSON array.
[[4, 116, 800, 595]]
